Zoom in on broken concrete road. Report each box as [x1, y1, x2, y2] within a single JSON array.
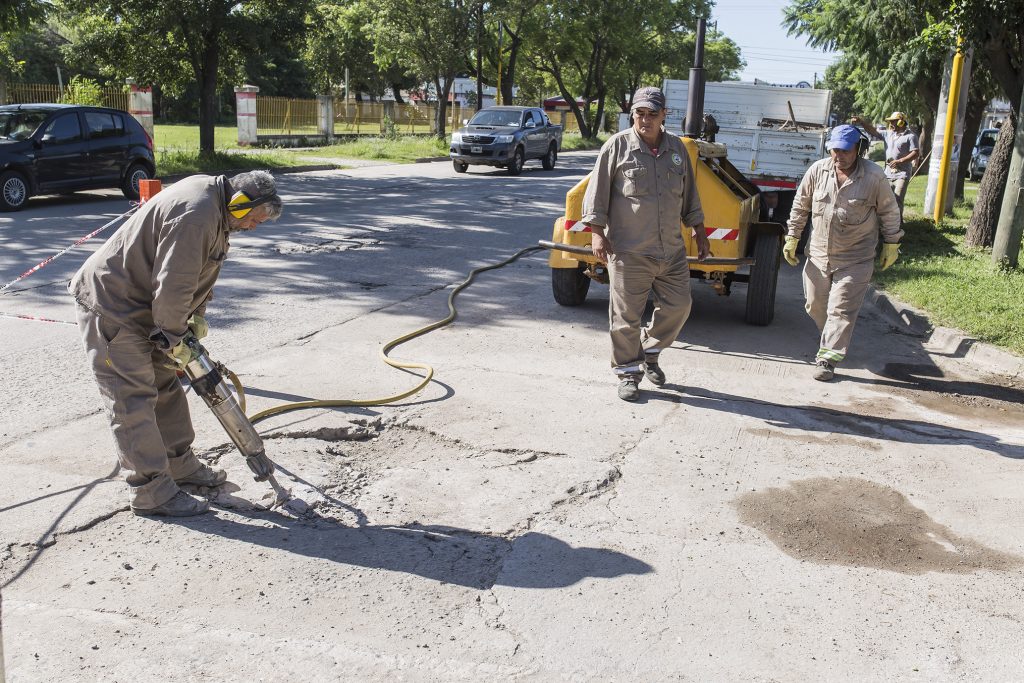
[[1, 155, 1022, 680]]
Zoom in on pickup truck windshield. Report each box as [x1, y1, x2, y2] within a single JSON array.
[[469, 110, 523, 127], [0, 110, 49, 141]]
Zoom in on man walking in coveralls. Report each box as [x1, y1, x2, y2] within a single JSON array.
[[782, 125, 903, 381], [71, 171, 282, 516], [582, 86, 711, 401]]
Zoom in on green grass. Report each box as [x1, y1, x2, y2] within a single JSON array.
[[306, 135, 450, 162], [156, 149, 300, 176], [872, 172, 1024, 355], [560, 133, 608, 151], [153, 124, 242, 151]]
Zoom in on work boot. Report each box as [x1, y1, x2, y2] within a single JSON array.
[[617, 374, 641, 402], [812, 359, 836, 382], [644, 357, 666, 386], [176, 462, 227, 487], [132, 491, 210, 518]]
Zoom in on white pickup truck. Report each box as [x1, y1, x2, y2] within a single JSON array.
[[663, 80, 832, 227]]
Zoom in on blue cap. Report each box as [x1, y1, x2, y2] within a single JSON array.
[[826, 124, 861, 151]]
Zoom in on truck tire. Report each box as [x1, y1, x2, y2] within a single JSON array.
[[453, 160, 468, 173], [0, 170, 29, 211], [542, 143, 557, 170], [745, 232, 781, 326], [552, 264, 591, 306], [507, 147, 525, 176]]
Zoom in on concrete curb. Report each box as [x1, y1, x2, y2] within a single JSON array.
[[414, 156, 449, 163], [868, 285, 1024, 378]]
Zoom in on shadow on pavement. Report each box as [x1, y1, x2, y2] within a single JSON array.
[[177, 509, 654, 590], [676, 386, 1024, 460]]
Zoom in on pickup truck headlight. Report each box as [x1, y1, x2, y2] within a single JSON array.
[[494, 134, 514, 144], [451, 132, 462, 144]]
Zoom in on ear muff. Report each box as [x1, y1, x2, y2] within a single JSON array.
[[228, 190, 274, 219]]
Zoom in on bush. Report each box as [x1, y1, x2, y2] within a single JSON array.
[[60, 75, 105, 106]]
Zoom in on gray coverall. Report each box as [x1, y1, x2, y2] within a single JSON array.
[[879, 128, 919, 212], [581, 128, 705, 376], [70, 175, 232, 509], [787, 157, 903, 365]]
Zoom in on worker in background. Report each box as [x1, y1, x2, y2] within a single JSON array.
[[582, 86, 711, 401], [782, 124, 903, 382], [70, 171, 282, 517], [851, 112, 920, 215]]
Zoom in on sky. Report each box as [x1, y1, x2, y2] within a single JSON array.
[[711, 0, 840, 86]]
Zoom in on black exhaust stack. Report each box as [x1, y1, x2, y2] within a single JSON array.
[[684, 18, 707, 139]]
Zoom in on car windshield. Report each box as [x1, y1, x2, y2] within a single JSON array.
[[469, 110, 522, 127], [977, 132, 998, 148], [0, 110, 50, 141]]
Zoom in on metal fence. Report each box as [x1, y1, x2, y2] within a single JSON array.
[[331, 100, 462, 136], [546, 109, 581, 133], [256, 96, 320, 136], [3, 82, 129, 111]]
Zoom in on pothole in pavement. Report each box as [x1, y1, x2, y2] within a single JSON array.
[[273, 237, 378, 254], [735, 476, 1021, 574]]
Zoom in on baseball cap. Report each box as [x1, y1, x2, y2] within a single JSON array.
[[884, 111, 906, 122], [826, 124, 862, 151], [631, 86, 665, 112]]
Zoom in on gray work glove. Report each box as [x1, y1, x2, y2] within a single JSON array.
[[246, 452, 275, 482]]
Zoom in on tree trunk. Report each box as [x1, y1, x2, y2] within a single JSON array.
[[501, 31, 521, 105], [475, 3, 483, 111], [433, 75, 454, 139], [392, 86, 406, 105], [966, 113, 1017, 247], [197, 39, 219, 155], [956, 90, 987, 200]]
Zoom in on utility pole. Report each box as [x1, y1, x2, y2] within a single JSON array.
[[992, 91, 1024, 268], [496, 21, 503, 106]]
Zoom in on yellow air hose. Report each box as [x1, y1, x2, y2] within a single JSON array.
[[244, 245, 544, 426]]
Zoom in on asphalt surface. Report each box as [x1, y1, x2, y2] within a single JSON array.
[[1, 152, 1023, 681]]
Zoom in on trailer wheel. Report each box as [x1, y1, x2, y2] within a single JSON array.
[[552, 264, 591, 306], [745, 232, 781, 325]]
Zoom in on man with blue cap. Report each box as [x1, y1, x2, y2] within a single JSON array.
[[782, 124, 903, 381]]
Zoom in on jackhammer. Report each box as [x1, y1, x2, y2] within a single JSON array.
[[181, 334, 291, 508]]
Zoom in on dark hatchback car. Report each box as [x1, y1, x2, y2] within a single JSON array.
[[0, 103, 155, 211]]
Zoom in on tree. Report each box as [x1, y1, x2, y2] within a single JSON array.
[[304, 0, 415, 100], [607, 27, 743, 116], [783, 0, 948, 159], [931, 0, 1024, 250], [521, 0, 714, 138], [0, 0, 46, 88], [60, 0, 311, 153], [372, 0, 475, 138]]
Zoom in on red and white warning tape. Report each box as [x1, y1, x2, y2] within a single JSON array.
[[0, 205, 139, 325]]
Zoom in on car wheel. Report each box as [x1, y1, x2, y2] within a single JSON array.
[[121, 162, 151, 200], [542, 143, 557, 170], [506, 147, 525, 176], [453, 160, 468, 174], [0, 170, 30, 211]]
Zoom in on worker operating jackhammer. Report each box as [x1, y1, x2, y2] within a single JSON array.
[[70, 171, 283, 517]]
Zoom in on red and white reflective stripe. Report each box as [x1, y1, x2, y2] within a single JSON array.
[[564, 219, 591, 233], [755, 179, 797, 190], [704, 228, 739, 240]]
